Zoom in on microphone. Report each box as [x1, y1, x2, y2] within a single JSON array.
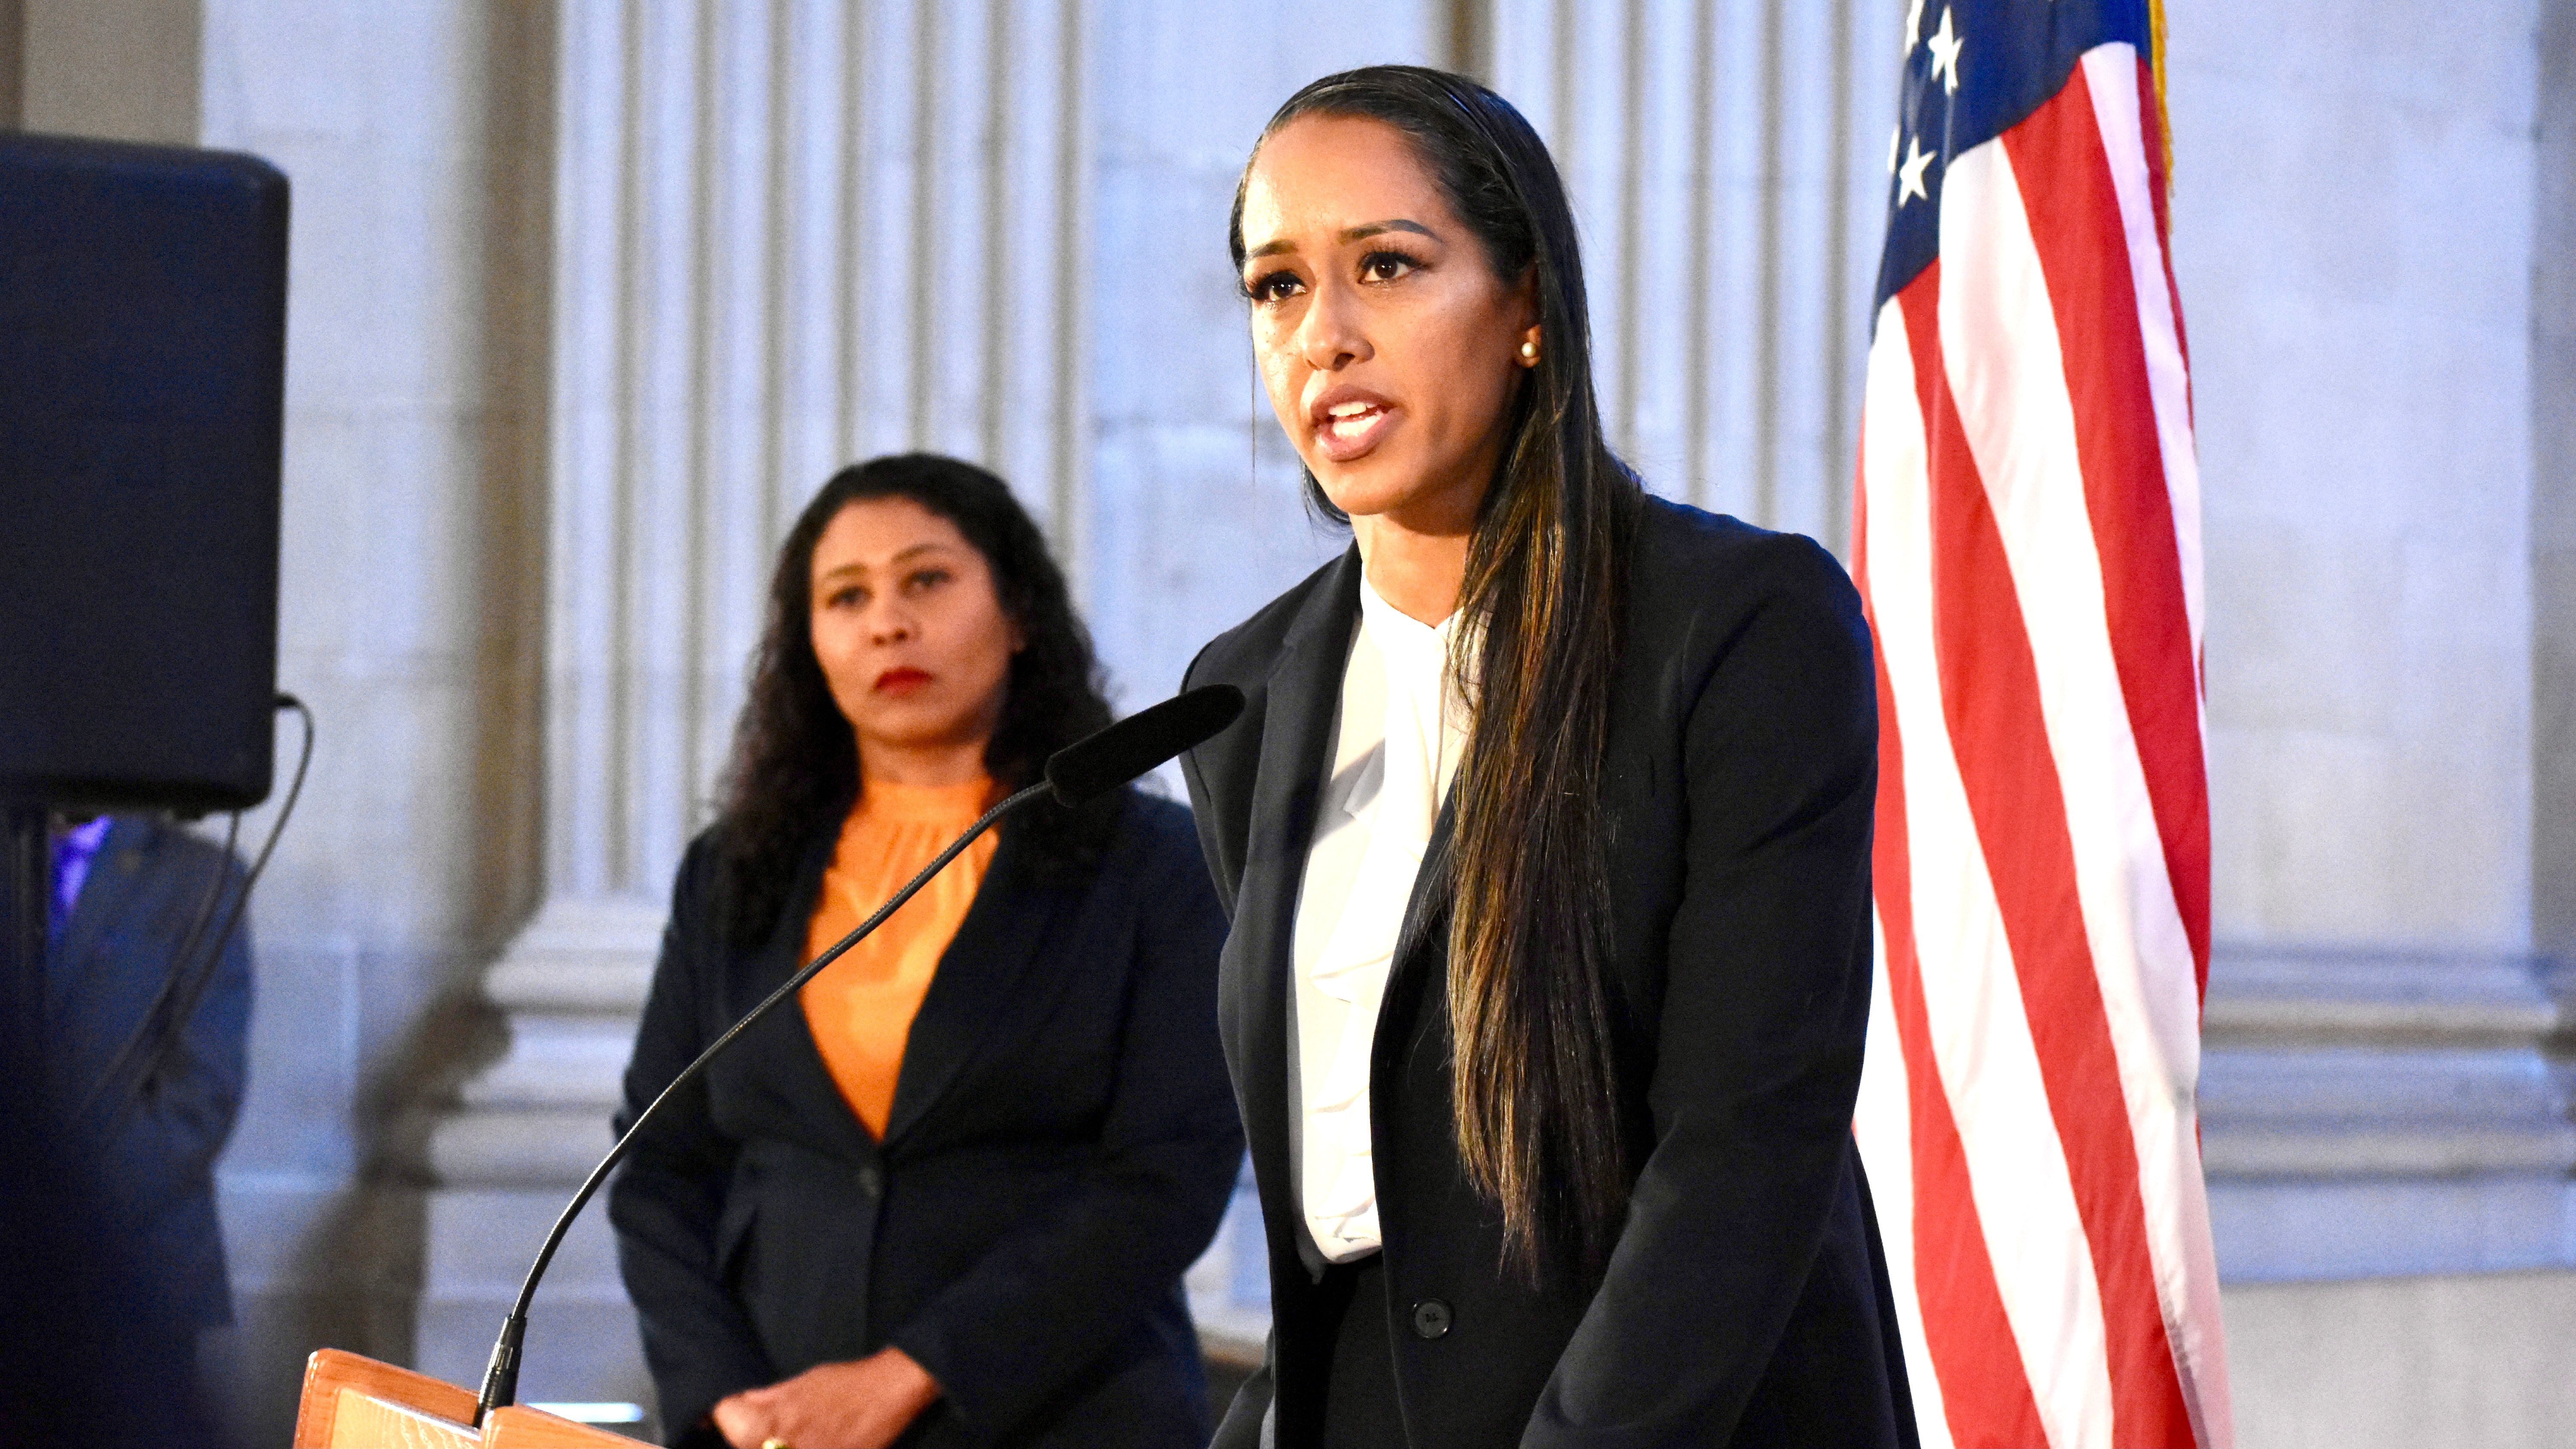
[[1043, 681, 1245, 806], [474, 685, 1243, 1422]]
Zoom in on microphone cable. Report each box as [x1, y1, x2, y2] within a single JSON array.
[[75, 693, 315, 1135], [475, 683, 1246, 1421], [478, 777, 1054, 1421]]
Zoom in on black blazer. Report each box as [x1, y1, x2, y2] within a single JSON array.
[[46, 814, 252, 1331], [608, 789, 1244, 1448], [1181, 498, 1918, 1448]]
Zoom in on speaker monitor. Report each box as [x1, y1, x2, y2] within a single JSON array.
[[0, 133, 289, 814]]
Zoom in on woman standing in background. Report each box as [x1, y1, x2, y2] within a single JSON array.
[[611, 454, 1242, 1449], [1181, 67, 1917, 1447]]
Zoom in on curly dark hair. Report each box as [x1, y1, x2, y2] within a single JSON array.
[[710, 453, 1117, 950]]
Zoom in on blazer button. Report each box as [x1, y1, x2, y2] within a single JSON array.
[[1410, 1299, 1452, 1340], [858, 1164, 884, 1198]]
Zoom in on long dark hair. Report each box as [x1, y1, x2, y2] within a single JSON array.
[[711, 453, 1115, 950], [1231, 66, 1644, 1278]]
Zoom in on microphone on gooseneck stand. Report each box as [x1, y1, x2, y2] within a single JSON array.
[[473, 685, 1246, 1423]]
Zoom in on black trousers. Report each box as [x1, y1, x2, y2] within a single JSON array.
[[1318, 1254, 1407, 1447]]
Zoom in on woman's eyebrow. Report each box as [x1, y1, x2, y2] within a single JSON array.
[[1342, 219, 1436, 243], [1243, 218, 1438, 263], [815, 543, 951, 584]]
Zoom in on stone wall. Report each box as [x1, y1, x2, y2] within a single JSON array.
[[2165, 0, 2568, 1255], [2169, 1, 2576, 1441], [2536, 0, 2576, 969], [2176, 0, 2543, 952], [190, 0, 555, 1435]]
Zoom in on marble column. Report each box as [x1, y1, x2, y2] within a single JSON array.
[[2533, 0, 2576, 967], [1486, 0, 1899, 554], [415, 0, 1091, 1415]]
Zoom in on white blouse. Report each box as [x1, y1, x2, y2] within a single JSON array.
[[1290, 572, 1469, 1263]]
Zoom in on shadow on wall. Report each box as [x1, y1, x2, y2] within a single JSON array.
[[207, 981, 510, 1446]]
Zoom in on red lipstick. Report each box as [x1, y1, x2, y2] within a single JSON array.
[[874, 667, 932, 695]]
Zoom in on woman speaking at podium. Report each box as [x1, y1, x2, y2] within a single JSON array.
[[1179, 69, 1917, 1447], [610, 454, 1243, 1449]]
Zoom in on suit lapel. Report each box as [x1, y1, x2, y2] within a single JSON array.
[[1391, 796, 1456, 981], [1223, 550, 1364, 1212], [732, 836, 881, 1164], [879, 818, 1055, 1147], [1368, 793, 1459, 1115]]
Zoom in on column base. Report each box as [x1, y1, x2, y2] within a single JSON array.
[[2201, 946, 2576, 1282], [411, 894, 663, 1430]]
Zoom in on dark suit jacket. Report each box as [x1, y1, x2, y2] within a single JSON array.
[[1181, 498, 1919, 1449], [43, 814, 253, 1332], [608, 788, 1244, 1448]]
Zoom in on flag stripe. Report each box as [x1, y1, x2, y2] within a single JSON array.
[[1862, 629, 2046, 1449], [1853, 455, 2034, 1449], [1865, 289, 2111, 1449], [2074, 46, 2233, 1440], [1856, 922, 1956, 1449], [1900, 267, 2194, 1446], [2083, 49, 2205, 671], [1846, 474, 1944, 1449], [1968, 79, 2222, 1429], [2004, 56, 2212, 985], [1935, 124, 2209, 1446]]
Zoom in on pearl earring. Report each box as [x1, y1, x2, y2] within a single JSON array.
[[1519, 339, 1539, 365]]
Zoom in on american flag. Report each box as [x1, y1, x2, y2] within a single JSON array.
[[1847, 3, 2233, 1446]]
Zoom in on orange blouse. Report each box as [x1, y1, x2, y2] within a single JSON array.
[[799, 776, 999, 1139]]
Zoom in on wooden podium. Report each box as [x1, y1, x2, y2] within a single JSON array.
[[292, 1349, 651, 1448]]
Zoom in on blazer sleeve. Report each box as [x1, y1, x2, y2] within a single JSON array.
[[887, 809, 1246, 1438], [101, 843, 252, 1226], [1523, 537, 1880, 1446], [606, 839, 776, 1440], [1178, 639, 1241, 921]]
